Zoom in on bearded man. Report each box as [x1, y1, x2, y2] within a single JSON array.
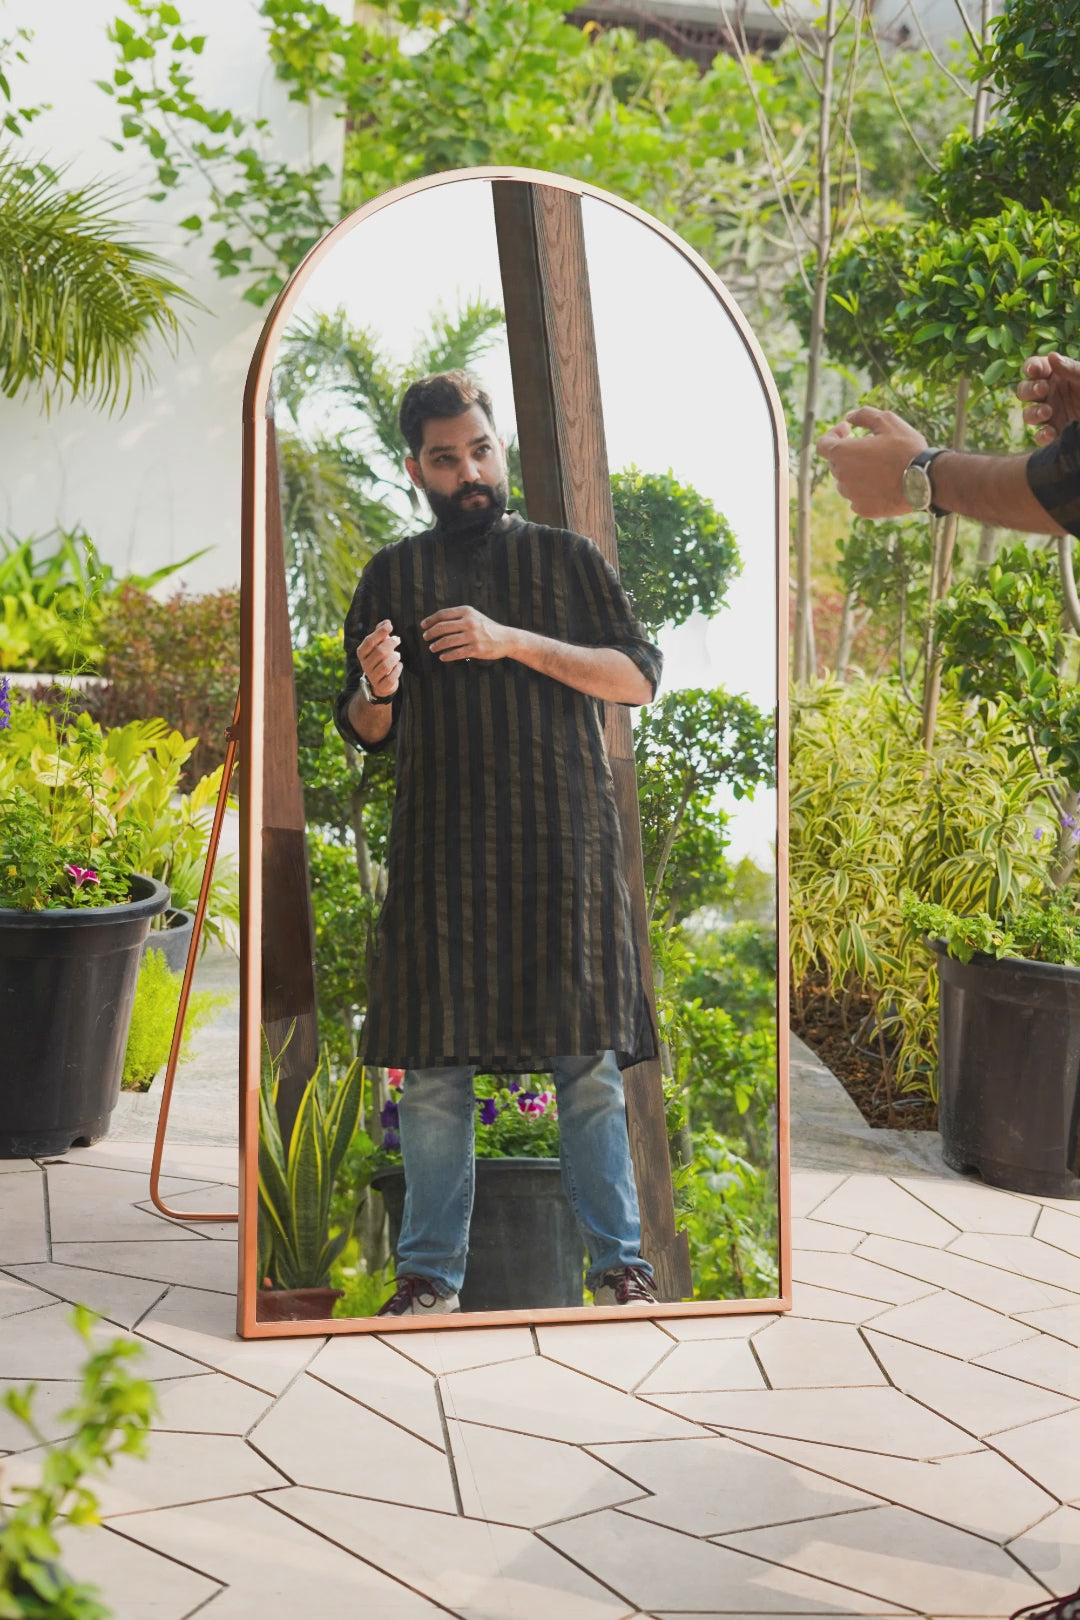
[[334, 370, 663, 1317]]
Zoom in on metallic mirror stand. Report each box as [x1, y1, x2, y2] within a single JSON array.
[[148, 695, 240, 1225]]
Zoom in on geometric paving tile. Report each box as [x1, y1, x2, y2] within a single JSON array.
[[949, 1233, 1080, 1294], [642, 1388, 982, 1459], [271, 1488, 635, 1619], [249, 1373, 457, 1511], [791, 1251, 937, 1306], [0, 1379, 92, 1449], [0, 1271, 53, 1319], [810, 1177, 959, 1247], [0, 1302, 202, 1381], [3, 1429, 286, 1515], [789, 1218, 862, 1253], [864, 1333, 1078, 1435], [654, 1311, 781, 1341], [0, 1171, 48, 1264], [1013, 1302, 1080, 1346], [596, 1435, 876, 1537], [448, 1420, 642, 1526], [788, 1283, 898, 1325], [977, 1332, 1080, 1400], [152, 1371, 273, 1434], [734, 1433, 1059, 1542], [116, 1493, 445, 1617], [989, 1406, 1080, 1501], [385, 1325, 535, 1375], [1034, 1205, 1080, 1259], [750, 1319, 887, 1388], [536, 1319, 673, 1391], [854, 1236, 1076, 1314], [43, 1163, 207, 1244], [789, 1172, 847, 1220], [50, 1238, 238, 1294], [1008, 1504, 1080, 1597], [135, 1285, 321, 1394], [634, 1336, 766, 1394], [3, 1261, 168, 1329], [717, 1504, 1046, 1614], [54, 1520, 220, 1620], [544, 1507, 911, 1614], [893, 1176, 1040, 1236], [441, 1357, 703, 1444], [865, 1292, 1038, 1360], [308, 1333, 445, 1446]]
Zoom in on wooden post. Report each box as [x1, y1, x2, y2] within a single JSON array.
[[493, 180, 693, 1300], [261, 410, 320, 1139]]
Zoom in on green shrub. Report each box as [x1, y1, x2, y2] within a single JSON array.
[[122, 950, 232, 1091]]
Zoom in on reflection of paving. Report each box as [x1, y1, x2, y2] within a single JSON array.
[[2, 1049, 1080, 1616]]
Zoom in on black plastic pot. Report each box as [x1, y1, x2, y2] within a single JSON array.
[[0, 876, 170, 1157], [372, 1157, 585, 1312], [142, 907, 195, 973], [934, 941, 1080, 1198]]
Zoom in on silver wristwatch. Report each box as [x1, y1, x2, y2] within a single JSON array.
[[902, 448, 949, 517], [359, 672, 394, 706]]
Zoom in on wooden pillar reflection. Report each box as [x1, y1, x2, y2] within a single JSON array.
[[493, 180, 693, 1300], [262, 411, 319, 1140]]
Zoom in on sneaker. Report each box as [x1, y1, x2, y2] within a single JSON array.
[[376, 1275, 460, 1317], [593, 1265, 658, 1306], [1010, 1595, 1080, 1619]]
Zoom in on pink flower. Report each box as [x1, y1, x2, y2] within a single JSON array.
[[65, 864, 100, 889], [387, 1068, 404, 1090], [516, 1090, 554, 1118]]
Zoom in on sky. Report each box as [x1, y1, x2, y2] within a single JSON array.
[[284, 179, 779, 868]]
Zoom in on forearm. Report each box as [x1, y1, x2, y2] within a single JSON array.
[[933, 450, 1064, 535], [345, 690, 394, 745], [509, 628, 653, 704]]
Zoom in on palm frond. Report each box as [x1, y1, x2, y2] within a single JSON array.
[[408, 296, 505, 381], [0, 149, 196, 412], [276, 308, 402, 462]]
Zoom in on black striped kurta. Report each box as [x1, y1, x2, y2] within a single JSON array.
[[334, 512, 662, 1072]]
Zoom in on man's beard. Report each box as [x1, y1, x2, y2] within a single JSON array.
[[425, 478, 509, 536]]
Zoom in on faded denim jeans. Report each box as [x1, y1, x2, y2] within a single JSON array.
[[394, 1049, 652, 1297]]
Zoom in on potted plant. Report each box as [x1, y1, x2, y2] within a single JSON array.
[[0, 685, 173, 1156], [257, 1032, 364, 1322], [370, 1072, 586, 1313], [904, 894, 1080, 1198]]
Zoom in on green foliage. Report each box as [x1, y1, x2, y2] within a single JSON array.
[[258, 1032, 365, 1290], [680, 923, 777, 1035], [306, 833, 375, 1067], [473, 1078, 562, 1159], [904, 892, 1080, 967], [677, 1129, 778, 1301], [331, 1254, 395, 1319], [0, 1305, 156, 1620], [0, 147, 191, 411], [985, 0, 1080, 116], [0, 699, 239, 938], [790, 677, 1058, 1097], [122, 948, 231, 1090], [607, 468, 740, 636], [0, 529, 202, 675]]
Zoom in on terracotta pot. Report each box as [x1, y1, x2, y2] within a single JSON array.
[[256, 1286, 344, 1322]]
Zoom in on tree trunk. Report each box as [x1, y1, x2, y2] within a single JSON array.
[[976, 524, 998, 568], [834, 587, 860, 680], [920, 376, 971, 749], [792, 0, 838, 685]]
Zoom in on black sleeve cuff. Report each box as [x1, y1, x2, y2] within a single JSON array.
[[1027, 419, 1080, 537]]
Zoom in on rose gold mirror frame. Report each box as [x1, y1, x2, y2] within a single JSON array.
[[234, 166, 791, 1338]]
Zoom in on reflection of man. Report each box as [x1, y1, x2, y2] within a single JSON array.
[[816, 353, 1080, 537], [335, 370, 663, 1317]]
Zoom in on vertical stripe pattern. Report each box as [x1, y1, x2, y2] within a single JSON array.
[[335, 514, 662, 1072]]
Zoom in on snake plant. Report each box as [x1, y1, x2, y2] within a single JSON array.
[[258, 1028, 364, 1291]]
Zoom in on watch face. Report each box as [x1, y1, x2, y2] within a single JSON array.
[[902, 462, 931, 511]]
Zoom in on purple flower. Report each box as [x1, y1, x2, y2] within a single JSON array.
[[379, 1100, 399, 1130], [507, 1079, 522, 1093], [477, 1098, 499, 1126], [382, 1128, 400, 1151], [1063, 815, 1076, 830], [64, 864, 99, 889], [1035, 828, 1045, 842], [0, 676, 10, 731]]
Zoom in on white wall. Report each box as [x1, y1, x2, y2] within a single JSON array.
[[0, 0, 348, 592]]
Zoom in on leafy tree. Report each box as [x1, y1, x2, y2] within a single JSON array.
[[0, 29, 190, 411], [610, 467, 740, 637]]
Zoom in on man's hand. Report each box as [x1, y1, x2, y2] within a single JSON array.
[[358, 619, 402, 697], [421, 606, 517, 662], [816, 407, 928, 518], [1016, 352, 1080, 446]]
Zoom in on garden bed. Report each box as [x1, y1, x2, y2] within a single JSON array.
[[790, 975, 938, 1132]]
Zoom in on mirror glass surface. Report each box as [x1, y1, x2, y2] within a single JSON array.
[[253, 176, 780, 1326]]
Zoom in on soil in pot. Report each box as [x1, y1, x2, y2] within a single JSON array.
[[0, 875, 169, 1156], [790, 973, 938, 1131], [256, 1286, 344, 1322], [372, 1158, 585, 1313]]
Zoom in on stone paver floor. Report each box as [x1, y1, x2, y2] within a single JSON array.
[[1, 1028, 1079, 1617]]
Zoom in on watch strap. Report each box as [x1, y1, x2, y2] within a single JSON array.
[[360, 672, 395, 706], [909, 447, 949, 518]]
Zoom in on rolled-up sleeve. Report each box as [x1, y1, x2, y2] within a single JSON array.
[[568, 534, 663, 702], [334, 554, 403, 753], [1027, 420, 1080, 537]]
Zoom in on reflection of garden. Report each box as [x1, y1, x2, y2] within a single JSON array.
[[276, 305, 778, 1305]]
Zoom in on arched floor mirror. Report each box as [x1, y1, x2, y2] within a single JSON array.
[[225, 167, 788, 1338]]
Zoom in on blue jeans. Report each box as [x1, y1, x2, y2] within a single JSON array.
[[394, 1050, 652, 1297]]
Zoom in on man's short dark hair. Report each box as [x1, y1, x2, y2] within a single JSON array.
[[398, 370, 497, 458]]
